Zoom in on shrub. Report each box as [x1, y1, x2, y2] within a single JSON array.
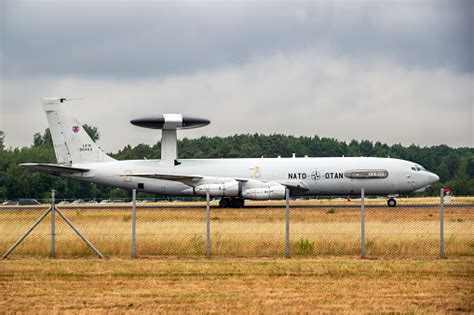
[[297, 238, 315, 255]]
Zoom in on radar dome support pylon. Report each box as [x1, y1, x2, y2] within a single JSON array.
[[130, 114, 210, 166]]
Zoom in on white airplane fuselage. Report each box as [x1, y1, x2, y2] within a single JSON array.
[[70, 157, 439, 196]]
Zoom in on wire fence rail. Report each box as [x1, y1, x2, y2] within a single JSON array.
[[0, 189, 472, 259]]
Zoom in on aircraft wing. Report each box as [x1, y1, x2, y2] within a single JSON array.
[[130, 173, 250, 182], [129, 173, 308, 192], [20, 163, 89, 175], [130, 173, 204, 182], [279, 181, 310, 194]]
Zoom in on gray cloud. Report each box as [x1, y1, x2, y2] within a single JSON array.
[[2, 50, 472, 151], [2, 1, 473, 79]]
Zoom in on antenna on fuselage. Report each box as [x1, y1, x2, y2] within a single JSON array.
[[130, 114, 210, 166]]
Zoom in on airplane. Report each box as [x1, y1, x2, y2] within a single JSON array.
[[21, 97, 440, 208]]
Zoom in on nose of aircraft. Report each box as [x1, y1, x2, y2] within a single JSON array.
[[427, 172, 440, 184]]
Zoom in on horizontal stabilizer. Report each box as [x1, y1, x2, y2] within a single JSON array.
[[20, 163, 89, 175]]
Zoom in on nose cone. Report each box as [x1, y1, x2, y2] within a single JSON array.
[[428, 172, 440, 184]]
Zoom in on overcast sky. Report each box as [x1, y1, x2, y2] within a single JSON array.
[[1, 0, 473, 152]]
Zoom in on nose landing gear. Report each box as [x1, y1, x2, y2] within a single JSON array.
[[387, 198, 397, 207]]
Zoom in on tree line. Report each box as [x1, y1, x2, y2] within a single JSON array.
[[0, 127, 473, 201]]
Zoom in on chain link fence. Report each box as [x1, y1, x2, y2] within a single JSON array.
[[1, 190, 472, 258], [0, 205, 51, 256]]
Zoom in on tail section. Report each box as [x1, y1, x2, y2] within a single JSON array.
[[42, 98, 115, 165]]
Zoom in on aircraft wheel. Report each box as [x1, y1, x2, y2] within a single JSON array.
[[219, 198, 230, 208], [234, 198, 245, 208], [387, 198, 397, 207], [228, 198, 244, 208]]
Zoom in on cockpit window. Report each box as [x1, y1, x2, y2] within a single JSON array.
[[411, 165, 426, 172]]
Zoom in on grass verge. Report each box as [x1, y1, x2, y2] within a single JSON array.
[[0, 258, 472, 313]]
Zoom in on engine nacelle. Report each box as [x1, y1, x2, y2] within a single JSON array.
[[242, 185, 286, 200], [194, 180, 239, 197]]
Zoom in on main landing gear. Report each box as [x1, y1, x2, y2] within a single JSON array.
[[387, 198, 397, 207], [219, 197, 245, 208]]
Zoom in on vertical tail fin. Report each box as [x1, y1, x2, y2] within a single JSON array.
[[42, 98, 115, 165]]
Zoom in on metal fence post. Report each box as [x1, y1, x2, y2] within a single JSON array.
[[206, 191, 211, 258], [132, 189, 137, 258], [440, 188, 445, 258], [51, 189, 55, 258], [361, 188, 365, 258], [285, 187, 290, 258]]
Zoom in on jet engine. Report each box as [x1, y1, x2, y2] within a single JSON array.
[[241, 181, 286, 200], [242, 185, 285, 199], [193, 178, 286, 200], [194, 180, 239, 197]]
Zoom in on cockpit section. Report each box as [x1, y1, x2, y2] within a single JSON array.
[[410, 164, 426, 172], [407, 163, 439, 191]]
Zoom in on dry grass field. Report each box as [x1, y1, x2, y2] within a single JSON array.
[[0, 199, 472, 258], [0, 258, 472, 313]]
